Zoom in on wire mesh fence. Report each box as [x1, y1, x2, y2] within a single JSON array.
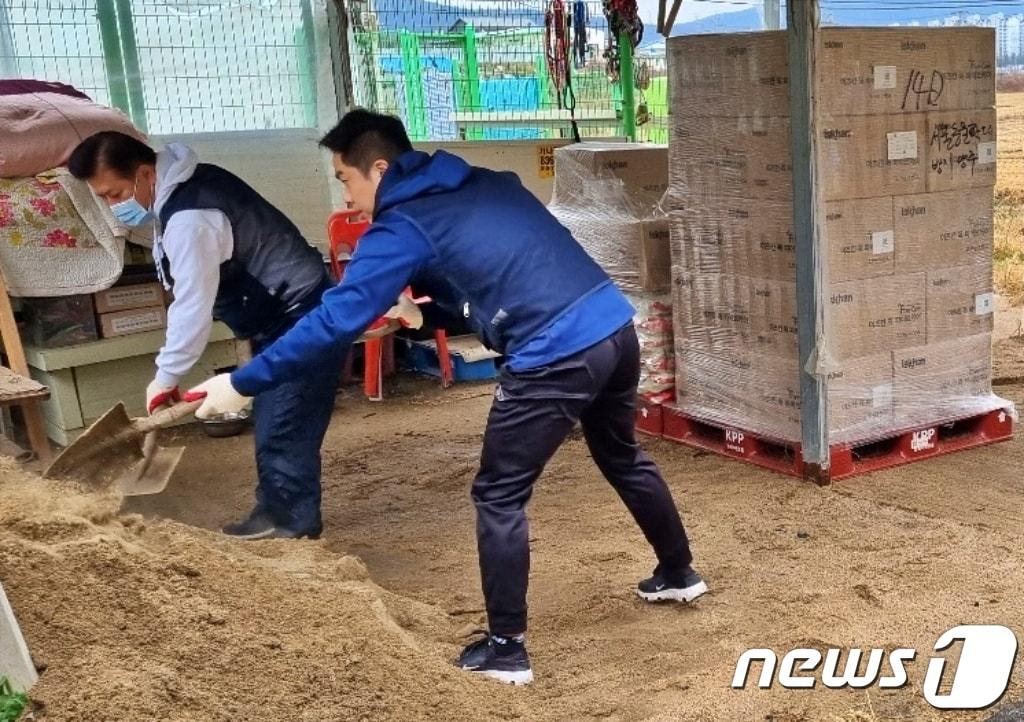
[[347, 0, 669, 142], [1, 0, 668, 141], [1, 0, 322, 135]]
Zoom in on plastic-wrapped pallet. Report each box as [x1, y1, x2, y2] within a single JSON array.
[[548, 142, 675, 402], [667, 27, 1011, 446]]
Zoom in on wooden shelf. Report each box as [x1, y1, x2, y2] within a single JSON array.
[[24, 322, 236, 371]]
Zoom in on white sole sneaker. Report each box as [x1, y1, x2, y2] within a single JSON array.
[[637, 580, 709, 603], [466, 667, 535, 686]]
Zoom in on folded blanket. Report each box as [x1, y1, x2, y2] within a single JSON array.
[[0, 172, 125, 297], [0, 91, 146, 178], [0, 79, 90, 100]]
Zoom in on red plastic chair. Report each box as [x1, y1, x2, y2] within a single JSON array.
[[327, 210, 453, 400]]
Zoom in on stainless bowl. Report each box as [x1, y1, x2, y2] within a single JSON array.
[[201, 409, 251, 438]]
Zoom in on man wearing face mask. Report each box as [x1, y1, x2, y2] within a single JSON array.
[[68, 131, 347, 540]]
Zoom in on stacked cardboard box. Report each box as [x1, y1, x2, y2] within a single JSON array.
[[548, 143, 675, 398], [94, 281, 168, 339], [667, 27, 1003, 444]]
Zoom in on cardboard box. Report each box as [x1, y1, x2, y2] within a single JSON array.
[[820, 113, 929, 200], [668, 201, 795, 282], [827, 352, 895, 440], [675, 347, 801, 441], [925, 263, 994, 341], [818, 27, 995, 115], [638, 220, 672, 293], [99, 307, 167, 339], [925, 109, 998, 193], [667, 31, 788, 118], [668, 27, 994, 118], [893, 187, 992, 272], [669, 114, 792, 201], [827, 273, 927, 359], [552, 143, 668, 207], [675, 346, 894, 443], [673, 271, 799, 361], [20, 295, 99, 348], [825, 196, 897, 281], [557, 210, 671, 293], [672, 195, 897, 283], [94, 282, 166, 314], [893, 333, 992, 425]]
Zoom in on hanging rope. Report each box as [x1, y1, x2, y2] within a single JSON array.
[[545, 0, 581, 142], [572, 1, 588, 69], [602, 0, 643, 83]]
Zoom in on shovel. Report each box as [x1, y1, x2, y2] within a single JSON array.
[[43, 399, 204, 495]]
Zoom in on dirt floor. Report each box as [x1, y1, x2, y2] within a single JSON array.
[[3, 342, 1024, 720]]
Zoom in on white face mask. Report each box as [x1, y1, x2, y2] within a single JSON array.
[[110, 174, 155, 227]]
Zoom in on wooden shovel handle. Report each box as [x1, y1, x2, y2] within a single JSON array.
[[133, 399, 204, 434]]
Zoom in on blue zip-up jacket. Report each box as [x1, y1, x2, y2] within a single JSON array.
[[231, 150, 635, 396]]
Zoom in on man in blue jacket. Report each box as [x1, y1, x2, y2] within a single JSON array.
[[188, 109, 706, 685]]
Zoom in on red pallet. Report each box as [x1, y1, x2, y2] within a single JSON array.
[[636, 397, 665, 437], [661, 404, 1014, 483]]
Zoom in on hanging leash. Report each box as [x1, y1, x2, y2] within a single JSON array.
[[572, 1, 588, 69], [545, 0, 581, 142]]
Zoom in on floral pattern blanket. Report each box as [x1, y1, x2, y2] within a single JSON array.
[[0, 172, 125, 297]]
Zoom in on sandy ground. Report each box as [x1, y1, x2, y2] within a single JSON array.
[[3, 338, 1024, 721]]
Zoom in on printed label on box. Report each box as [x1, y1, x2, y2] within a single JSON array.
[[110, 311, 163, 334], [887, 131, 918, 160], [978, 141, 997, 165], [873, 65, 897, 89], [871, 230, 895, 255], [975, 292, 995, 315], [872, 383, 894, 409]]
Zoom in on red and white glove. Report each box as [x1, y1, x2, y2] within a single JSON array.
[[184, 373, 251, 420], [146, 379, 180, 415]]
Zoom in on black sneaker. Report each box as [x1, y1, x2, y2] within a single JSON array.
[[637, 565, 708, 603], [222, 510, 321, 541], [456, 631, 534, 685]]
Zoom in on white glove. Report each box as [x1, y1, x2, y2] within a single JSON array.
[[184, 373, 251, 420], [383, 294, 423, 329], [145, 378, 180, 415]]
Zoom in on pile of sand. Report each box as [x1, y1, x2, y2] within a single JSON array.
[[0, 460, 516, 721]]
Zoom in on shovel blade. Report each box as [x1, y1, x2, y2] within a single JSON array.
[[116, 444, 185, 496], [43, 402, 143, 489]]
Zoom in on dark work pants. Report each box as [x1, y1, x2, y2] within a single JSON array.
[[473, 324, 694, 635], [249, 281, 343, 535]]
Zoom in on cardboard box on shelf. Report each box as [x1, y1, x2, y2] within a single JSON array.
[[99, 307, 167, 339], [93, 281, 166, 314]]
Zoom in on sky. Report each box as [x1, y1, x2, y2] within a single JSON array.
[[634, 0, 762, 24]]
